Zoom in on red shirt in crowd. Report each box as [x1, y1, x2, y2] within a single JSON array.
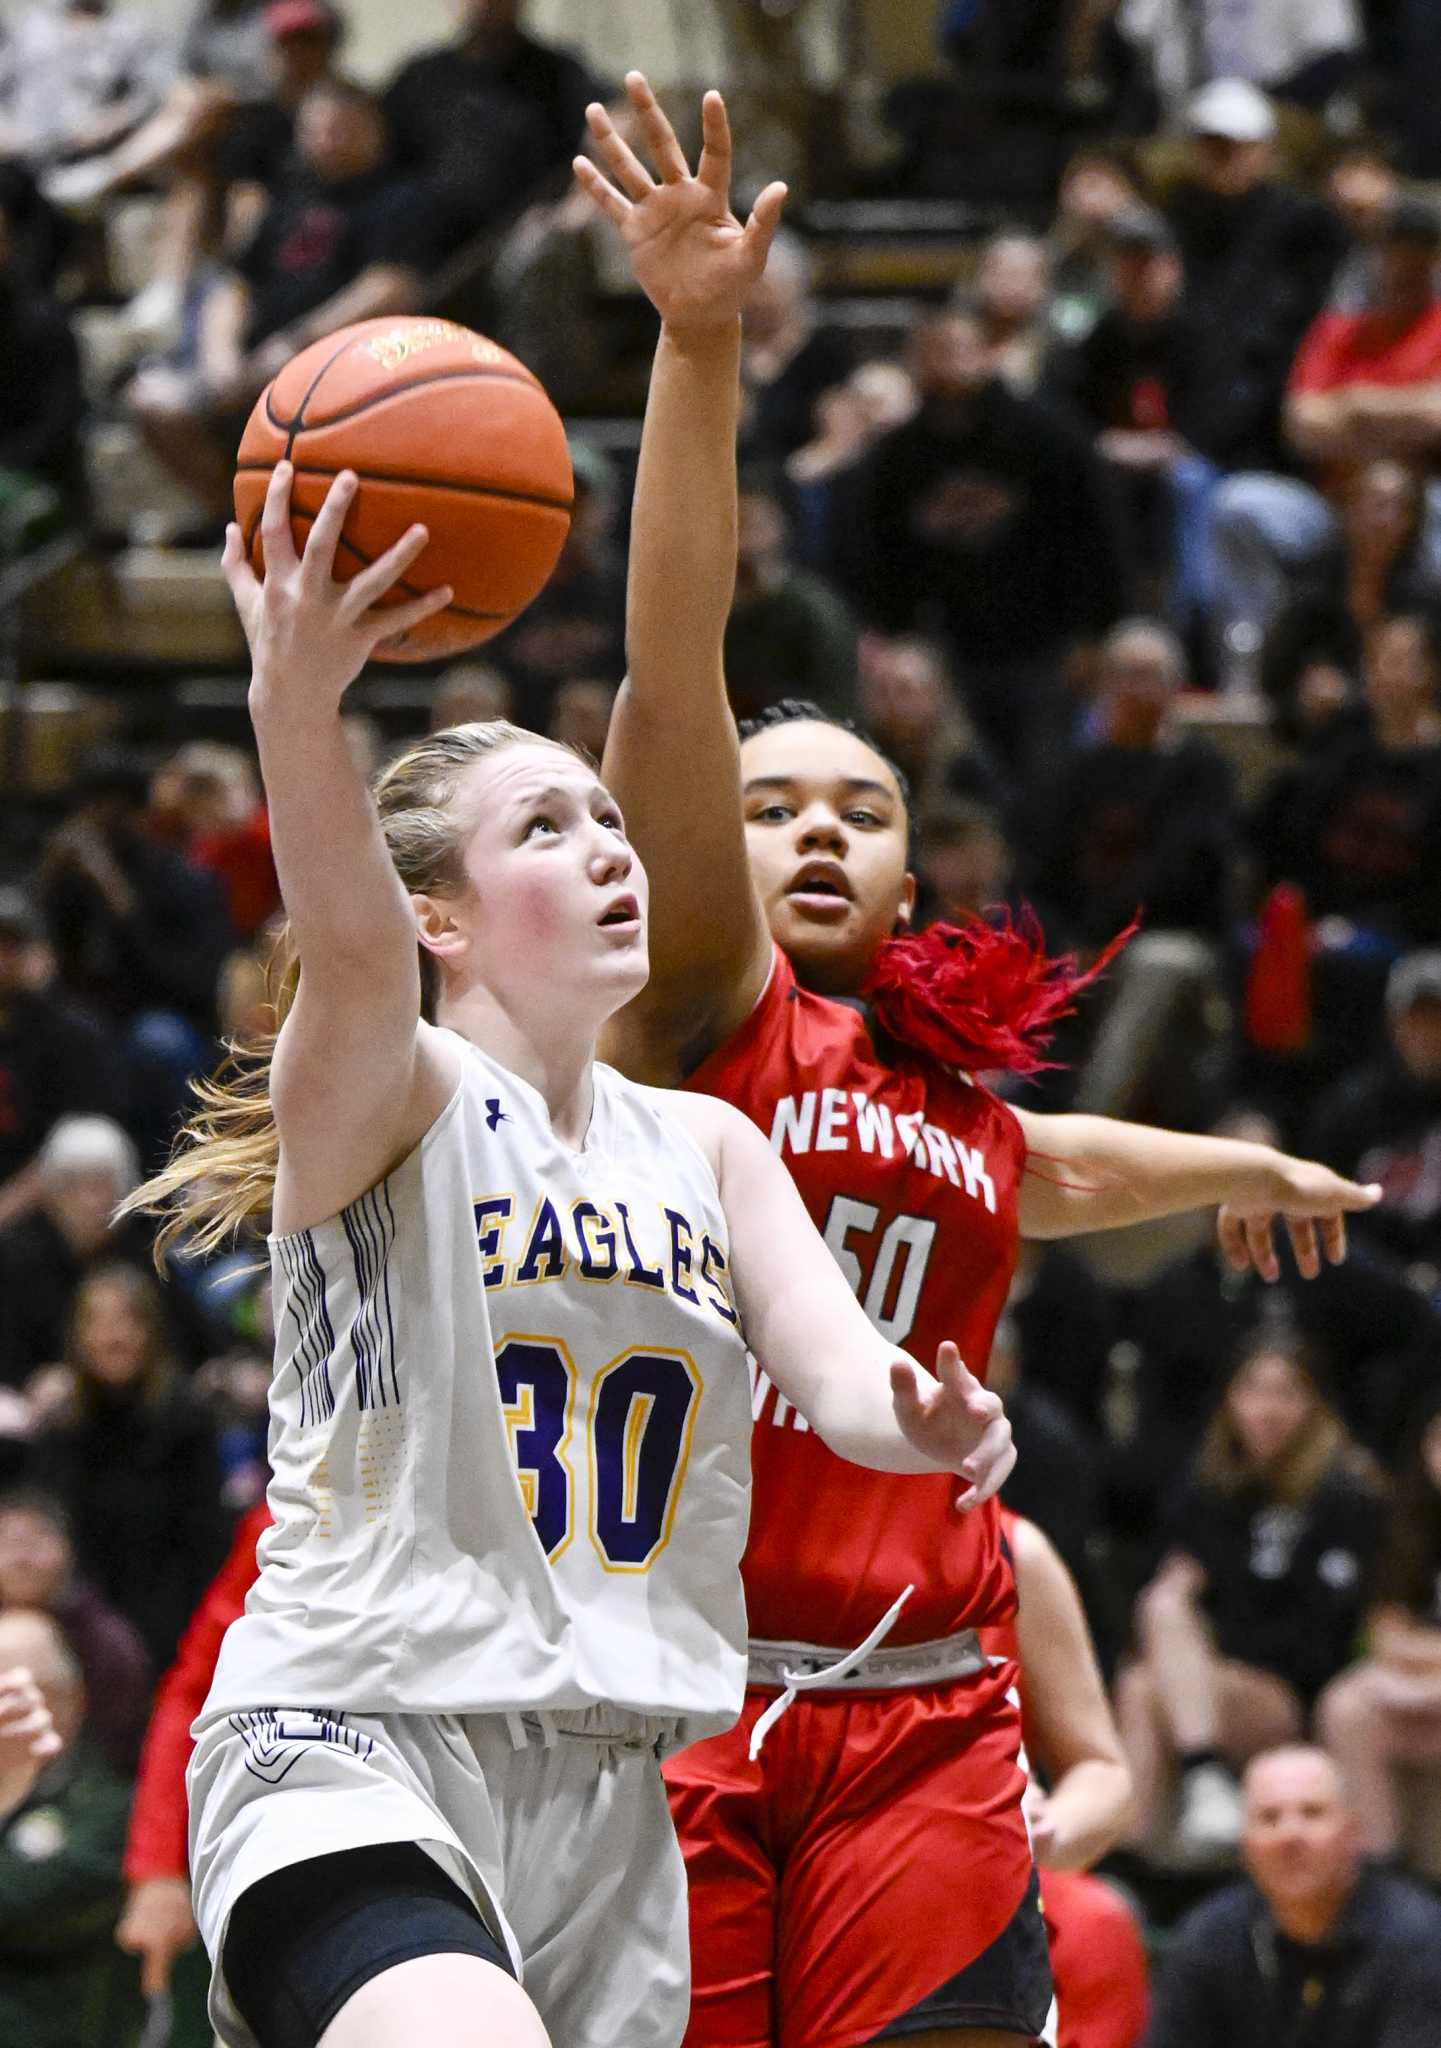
[[687, 944, 1026, 1649], [123, 1503, 270, 1883], [191, 806, 279, 940], [1289, 301, 1441, 396]]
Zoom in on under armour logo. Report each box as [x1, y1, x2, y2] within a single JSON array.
[[485, 1098, 509, 1131]]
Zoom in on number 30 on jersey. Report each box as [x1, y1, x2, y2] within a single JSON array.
[[494, 1336, 701, 1571]]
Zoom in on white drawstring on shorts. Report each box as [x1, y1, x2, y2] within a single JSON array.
[[504, 1710, 558, 1750], [747, 1584, 914, 1760]]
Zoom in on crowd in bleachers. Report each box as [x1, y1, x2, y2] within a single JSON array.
[[6, 0, 1441, 2042]]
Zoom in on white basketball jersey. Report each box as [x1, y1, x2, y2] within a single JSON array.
[[204, 1031, 753, 1746]]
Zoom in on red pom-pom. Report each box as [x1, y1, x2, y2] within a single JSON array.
[[861, 909, 1135, 1077]]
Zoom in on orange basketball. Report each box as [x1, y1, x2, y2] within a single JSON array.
[[234, 317, 573, 663]]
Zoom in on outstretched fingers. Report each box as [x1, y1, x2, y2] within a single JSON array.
[[624, 70, 690, 183], [889, 1358, 923, 1429], [585, 99, 654, 203], [695, 88, 732, 197], [221, 520, 258, 609], [366, 582, 454, 654], [955, 1415, 1016, 1510], [257, 458, 299, 577], [339, 520, 432, 618], [1217, 1205, 1251, 1274], [744, 179, 789, 264], [1284, 1214, 1322, 1280], [572, 152, 630, 227], [301, 468, 358, 587]]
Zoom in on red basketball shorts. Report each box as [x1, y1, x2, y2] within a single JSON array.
[[665, 1662, 1052, 2047]]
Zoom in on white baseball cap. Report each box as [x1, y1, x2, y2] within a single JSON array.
[[1187, 78, 1277, 144]]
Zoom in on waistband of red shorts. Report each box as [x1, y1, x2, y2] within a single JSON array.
[[746, 1627, 991, 1694]]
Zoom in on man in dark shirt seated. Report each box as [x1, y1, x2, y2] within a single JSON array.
[[1145, 1745, 1441, 2048], [1023, 618, 1234, 1119], [125, 74, 432, 526], [849, 304, 1128, 779], [382, 0, 606, 257]]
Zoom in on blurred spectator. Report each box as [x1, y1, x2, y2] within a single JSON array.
[[0, 179, 83, 556], [178, 0, 271, 101], [149, 742, 277, 939], [991, 1312, 1104, 1608], [1324, 140, 1403, 311], [0, 888, 126, 1225], [1117, 1326, 1384, 1864], [1112, 1164, 1441, 1508], [1048, 145, 1144, 344], [786, 359, 915, 577], [430, 659, 514, 732], [37, 0, 273, 265], [969, 228, 1053, 392], [916, 801, 1016, 928], [381, 0, 606, 259], [193, 1341, 269, 1512], [1212, 201, 1441, 657], [1143, 1745, 1441, 2047], [547, 678, 615, 762], [127, 77, 433, 529], [215, 0, 346, 246], [1317, 1394, 1441, 1862], [740, 227, 852, 463], [0, 155, 73, 294], [1257, 612, 1441, 981], [1304, 950, 1441, 1277], [1006, 1239, 1117, 1445], [724, 471, 858, 722], [117, 1499, 269, 2003], [891, 0, 1127, 212], [0, 1608, 140, 2048], [852, 306, 1128, 778], [37, 748, 230, 1154], [0, 0, 173, 176], [1050, 204, 1222, 627], [26, 1264, 228, 1669], [491, 439, 624, 716], [1258, 460, 1439, 734], [1164, 82, 1348, 472], [0, 1115, 161, 1390], [0, 1488, 150, 1775], [114, 0, 344, 355], [1378, 1, 1441, 181], [857, 634, 991, 813], [1116, 4, 1361, 122], [1024, 619, 1233, 1119], [1286, 199, 1441, 476]]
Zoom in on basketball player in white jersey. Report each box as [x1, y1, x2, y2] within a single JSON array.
[[124, 463, 1017, 2048]]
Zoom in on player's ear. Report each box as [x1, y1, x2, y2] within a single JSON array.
[[894, 873, 917, 933], [412, 891, 467, 961]]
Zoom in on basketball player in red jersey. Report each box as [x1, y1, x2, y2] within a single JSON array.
[[576, 76, 1378, 2048]]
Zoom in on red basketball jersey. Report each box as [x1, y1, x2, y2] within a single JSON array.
[[688, 946, 1026, 1646]]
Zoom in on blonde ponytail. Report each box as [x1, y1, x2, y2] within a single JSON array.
[[123, 719, 567, 1261]]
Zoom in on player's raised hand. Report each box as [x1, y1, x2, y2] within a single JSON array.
[[224, 464, 453, 705], [573, 71, 787, 332], [1217, 1156, 1382, 1283], [0, 1665, 60, 1766], [889, 1342, 1015, 1510]]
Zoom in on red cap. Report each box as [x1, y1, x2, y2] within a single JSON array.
[[264, 0, 339, 38]]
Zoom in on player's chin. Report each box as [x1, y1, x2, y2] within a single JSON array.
[[771, 904, 872, 994]]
